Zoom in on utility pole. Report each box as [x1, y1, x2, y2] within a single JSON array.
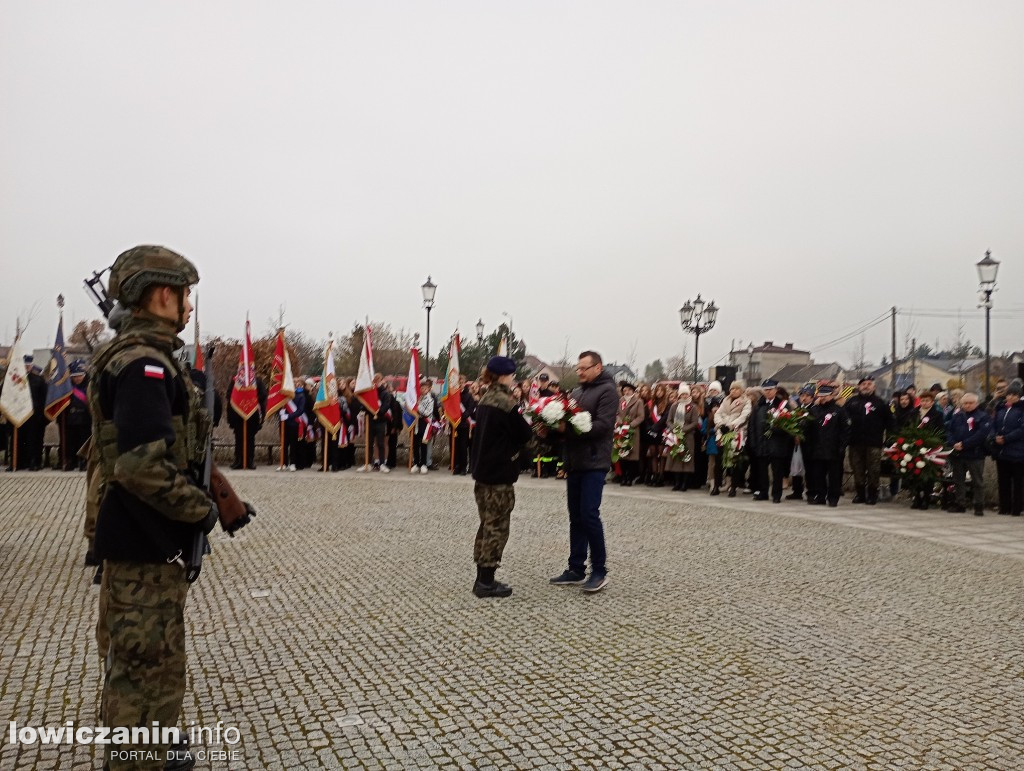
[[890, 306, 897, 396], [910, 336, 917, 391]]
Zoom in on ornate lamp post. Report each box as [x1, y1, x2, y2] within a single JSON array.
[[976, 251, 999, 401], [476, 318, 485, 344], [679, 294, 718, 382], [746, 342, 755, 385], [421, 276, 437, 379]]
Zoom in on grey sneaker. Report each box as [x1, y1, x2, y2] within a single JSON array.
[[549, 569, 586, 585], [582, 573, 609, 593]]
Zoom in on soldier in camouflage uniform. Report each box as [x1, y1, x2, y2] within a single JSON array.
[[469, 356, 533, 598], [87, 245, 219, 770]]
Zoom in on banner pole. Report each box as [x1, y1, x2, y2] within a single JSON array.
[[60, 413, 67, 470], [242, 421, 248, 470], [279, 421, 285, 468], [450, 425, 455, 472], [13, 426, 18, 471], [364, 414, 370, 469], [323, 433, 328, 472], [408, 423, 414, 470]]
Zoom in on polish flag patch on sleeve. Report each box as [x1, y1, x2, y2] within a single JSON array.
[[143, 364, 165, 380]]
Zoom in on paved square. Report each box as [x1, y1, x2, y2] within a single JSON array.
[[2, 470, 1023, 769]]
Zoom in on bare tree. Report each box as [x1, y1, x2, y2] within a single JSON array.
[[70, 318, 110, 352], [665, 353, 689, 380]]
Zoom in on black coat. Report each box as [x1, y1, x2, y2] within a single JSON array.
[[916, 406, 945, 440], [749, 397, 794, 459], [27, 372, 48, 426], [67, 375, 91, 426], [470, 384, 533, 485], [844, 393, 893, 447], [806, 403, 850, 461]]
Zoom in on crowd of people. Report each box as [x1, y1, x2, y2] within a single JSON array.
[[5, 353, 1023, 519]]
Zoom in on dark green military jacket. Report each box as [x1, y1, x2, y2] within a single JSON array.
[[87, 311, 211, 563]]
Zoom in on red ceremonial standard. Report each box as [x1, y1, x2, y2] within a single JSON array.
[[229, 319, 261, 420]]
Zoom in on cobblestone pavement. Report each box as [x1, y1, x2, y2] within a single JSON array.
[[2, 469, 1023, 769]]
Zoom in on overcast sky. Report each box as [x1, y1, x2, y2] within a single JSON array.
[[2, 1, 1022, 374]]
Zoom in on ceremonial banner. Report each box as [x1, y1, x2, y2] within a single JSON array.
[[355, 327, 380, 415], [402, 348, 420, 428], [440, 333, 462, 427], [44, 317, 72, 421], [230, 320, 260, 419], [0, 335, 34, 428], [314, 339, 342, 437], [266, 329, 296, 416]]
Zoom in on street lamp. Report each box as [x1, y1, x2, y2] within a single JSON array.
[[746, 342, 755, 385], [421, 276, 437, 379], [976, 250, 1000, 401], [679, 294, 718, 382], [476, 318, 485, 343]]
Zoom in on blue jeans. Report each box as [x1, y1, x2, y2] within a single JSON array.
[[566, 470, 607, 575]]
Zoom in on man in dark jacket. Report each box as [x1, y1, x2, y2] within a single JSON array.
[[946, 392, 991, 515], [548, 351, 618, 593], [453, 375, 476, 474], [470, 356, 534, 598], [990, 380, 1024, 516], [806, 386, 850, 507], [747, 379, 793, 503], [19, 355, 49, 470], [844, 376, 893, 504], [385, 382, 404, 470], [64, 360, 91, 470]]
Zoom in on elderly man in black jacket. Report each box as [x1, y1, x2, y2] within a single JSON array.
[[548, 350, 618, 593], [748, 379, 793, 503], [844, 376, 893, 505], [806, 386, 850, 507]]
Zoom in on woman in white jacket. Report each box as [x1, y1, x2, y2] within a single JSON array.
[[714, 382, 752, 497]]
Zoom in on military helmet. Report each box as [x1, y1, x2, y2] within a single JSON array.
[[108, 245, 199, 306]]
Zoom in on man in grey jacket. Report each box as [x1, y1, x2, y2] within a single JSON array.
[[548, 350, 619, 593]]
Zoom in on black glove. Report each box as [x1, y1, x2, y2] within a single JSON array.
[[201, 502, 219, 534]]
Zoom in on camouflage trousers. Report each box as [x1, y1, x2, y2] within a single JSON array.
[[474, 483, 515, 568], [99, 561, 189, 771]]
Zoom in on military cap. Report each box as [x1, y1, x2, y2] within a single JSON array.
[[618, 378, 636, 391], [538, 373, 550, 381], [817, 385, 835, 395], [798, 384, 815, 396], [486, 356, 516, 376], [858, 376, 874, 385], [23, 354, 33, 364], [108, 245, 199, 306], [760, 379, 779, 388], [1009, 379, 1023, 397], [70, 359, 87, 375]]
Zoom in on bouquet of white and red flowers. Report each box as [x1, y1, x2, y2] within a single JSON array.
[[883, 427, 951, 491], [526, 395, 592, 434], [611, 422, 634, 462], [766, 404, 809, 442], [663, 424, 693, 464]]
